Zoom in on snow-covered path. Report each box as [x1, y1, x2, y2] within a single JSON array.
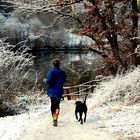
[[20, 101, 119, 140]]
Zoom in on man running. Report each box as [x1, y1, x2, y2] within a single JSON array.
[[44, 58, 66, 126]]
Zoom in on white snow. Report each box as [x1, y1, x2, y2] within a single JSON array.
[[0, 108, 49, 140], [89, 104, 140, 138], [0, 100, 140, 140], [20, 101, 120, 140], [0, 67, 140, 140], [67, 32, 95, 47]]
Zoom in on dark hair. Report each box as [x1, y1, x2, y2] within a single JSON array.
[[52, 58, 60, 67]]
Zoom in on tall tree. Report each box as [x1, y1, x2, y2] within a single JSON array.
[[46, 0, 140, 74], [75, 0, 140, 74], [131, 0, 139, 66], [2, 0, 140, 74]]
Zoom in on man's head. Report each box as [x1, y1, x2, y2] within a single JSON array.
[[52, 58, 60, 67]]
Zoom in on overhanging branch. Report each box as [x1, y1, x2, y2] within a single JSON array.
[[52, 9, 82, 25], [89, 47, 108, 58]]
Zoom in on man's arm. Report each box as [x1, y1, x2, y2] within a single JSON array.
[[43, 70, 52, 84], [46, 70, 52, 84]]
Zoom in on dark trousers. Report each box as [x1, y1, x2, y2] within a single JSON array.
[[50, 97, 61, 116]]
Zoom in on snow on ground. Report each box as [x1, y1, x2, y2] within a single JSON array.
[[87, 66, 140, 139], [87, 103, 140, 138], [0, 100, 140, 140], [20, 100, 120, 140], [0, 67, 140, 140], [0, 105, 49, 140]]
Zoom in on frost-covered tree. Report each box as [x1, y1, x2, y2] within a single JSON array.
[[0, 38, 46, 116], [78, 0, 140, 74], [0, 39, 36, 100], [1, 0, 140, 74]]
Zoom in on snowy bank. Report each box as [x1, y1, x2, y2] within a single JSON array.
[[88, 66, 140, 138], [0, 95, 50, 140], [0, 67, 140, 140], [88, 103, 140, 138], [89, 66, 140, 107]]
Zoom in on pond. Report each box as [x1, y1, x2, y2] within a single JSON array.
[[33, 51, 97, 86]]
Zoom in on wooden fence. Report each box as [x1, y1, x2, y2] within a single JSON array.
[[63, 79, 101, 100]]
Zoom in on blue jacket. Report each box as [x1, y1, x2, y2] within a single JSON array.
[[46, 66, 66, 99]]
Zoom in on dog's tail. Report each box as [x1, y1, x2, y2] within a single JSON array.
[[84, 94, 88, 104]]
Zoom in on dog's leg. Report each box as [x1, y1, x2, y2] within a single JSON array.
[[78, 113, 81, 121], [80, 112, 83, 124], [84, 112, 87, 122], [75, 110, 78, 120]]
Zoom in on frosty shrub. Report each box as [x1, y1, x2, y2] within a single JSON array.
[[0, 39, 50, 115], [15, 91, 49, 114], [90, 66, 140, 107], [135, 45, 140, 57], [0, 39, 35, 105]]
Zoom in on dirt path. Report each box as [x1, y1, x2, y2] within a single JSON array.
[[20, 101, 120, 140]]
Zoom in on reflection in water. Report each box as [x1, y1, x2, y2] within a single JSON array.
[[33, 52, 96, 85]]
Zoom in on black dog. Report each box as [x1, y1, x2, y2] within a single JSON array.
[[75, 95, 88, 124]]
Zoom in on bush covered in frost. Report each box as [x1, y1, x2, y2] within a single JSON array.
[[90, 66, 140, 107], [0, 39, 46, 115], [14, 91, 49, 114]]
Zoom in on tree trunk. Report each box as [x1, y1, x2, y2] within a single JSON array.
[[94, 6, 126, 69], [131, 0, 139, 66]]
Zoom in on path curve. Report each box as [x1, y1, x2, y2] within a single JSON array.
[[20, 101, 120, 140]]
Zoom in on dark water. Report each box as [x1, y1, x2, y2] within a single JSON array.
[[33, 52, 96, 86]]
